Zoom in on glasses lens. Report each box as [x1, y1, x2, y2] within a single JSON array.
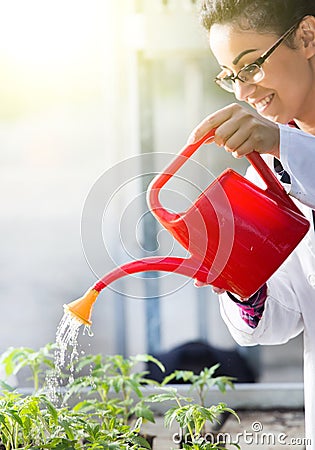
[[215, 77, 235, 93], [238, 64, 264, 83]]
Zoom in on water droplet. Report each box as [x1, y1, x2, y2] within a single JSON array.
[[87, 327, 94, 337]]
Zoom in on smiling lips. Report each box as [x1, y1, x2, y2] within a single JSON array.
[[252, 94, 275, 112]]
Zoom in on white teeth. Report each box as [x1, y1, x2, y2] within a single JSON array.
[[256, 94, 273, 110]]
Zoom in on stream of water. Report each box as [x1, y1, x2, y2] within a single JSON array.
[[45, 309, 92, 404]]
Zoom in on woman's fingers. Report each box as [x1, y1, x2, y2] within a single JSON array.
[[212, 286, 226, 295], [187, 103, 280, 158], [187, 103, 236, 144], [194, 279, 207, 287], [194, 279, 226, 294]]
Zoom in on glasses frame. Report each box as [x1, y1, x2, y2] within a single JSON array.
[[214, 19, 301, 93]]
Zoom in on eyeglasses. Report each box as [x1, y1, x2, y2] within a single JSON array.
[[214, 20, 301, 93]]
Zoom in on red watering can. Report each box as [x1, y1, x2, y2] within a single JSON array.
[[65, 129, 310, 325]]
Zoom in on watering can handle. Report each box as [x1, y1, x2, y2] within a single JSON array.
[[148, 129, 300, 223], [245, 150, 302, 213]]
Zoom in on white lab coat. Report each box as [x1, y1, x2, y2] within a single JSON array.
[[219, 124, 315, 446]]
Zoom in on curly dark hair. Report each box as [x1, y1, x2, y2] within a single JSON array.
[[200, 0, 315, 36]]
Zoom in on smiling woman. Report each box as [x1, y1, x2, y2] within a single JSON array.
[[187, 1, 315, 448], [208, 19, 315, 125]]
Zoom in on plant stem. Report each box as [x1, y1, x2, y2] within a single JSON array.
[[174, 395, 195, 443], [122, 384, 129, 424], [199, 386, 205, 407], [34, 372, 39, 393]]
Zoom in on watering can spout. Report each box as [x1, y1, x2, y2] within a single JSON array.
[[65, 289, 100, 326], [65, 256, 210, 326]]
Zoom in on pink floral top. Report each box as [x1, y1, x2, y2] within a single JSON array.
[[227, 284, 268, 329]]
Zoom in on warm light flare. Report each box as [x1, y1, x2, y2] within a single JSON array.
[[0, 0, 105, 66], [0, 0, 121, 117]]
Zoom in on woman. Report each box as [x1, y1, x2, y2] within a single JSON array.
[[189, 0, 315, 445]]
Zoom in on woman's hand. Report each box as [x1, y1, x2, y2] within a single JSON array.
[[188, 103, 280, 159], [194, 279, 226, 294]]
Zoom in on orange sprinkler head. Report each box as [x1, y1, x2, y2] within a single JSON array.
[[64, 289, 100, 326]]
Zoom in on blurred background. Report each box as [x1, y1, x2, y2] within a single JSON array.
[[0, 0, 303, 383]]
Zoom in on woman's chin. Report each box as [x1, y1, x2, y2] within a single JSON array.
[[260, 110, 291, 124]]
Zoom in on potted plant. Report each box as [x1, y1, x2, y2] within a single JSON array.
[[65, 353, 166, 446], [0, 387, 154, 449], [0, 345, 240, 450], [0, 345, 156, 449], [146, 364, 240, 449], [0, 344, 56, 393]]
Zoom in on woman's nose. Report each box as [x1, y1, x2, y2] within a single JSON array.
[[233, 80, 256, 101]]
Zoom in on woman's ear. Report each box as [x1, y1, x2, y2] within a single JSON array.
[[297, 15, 315, 59]]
